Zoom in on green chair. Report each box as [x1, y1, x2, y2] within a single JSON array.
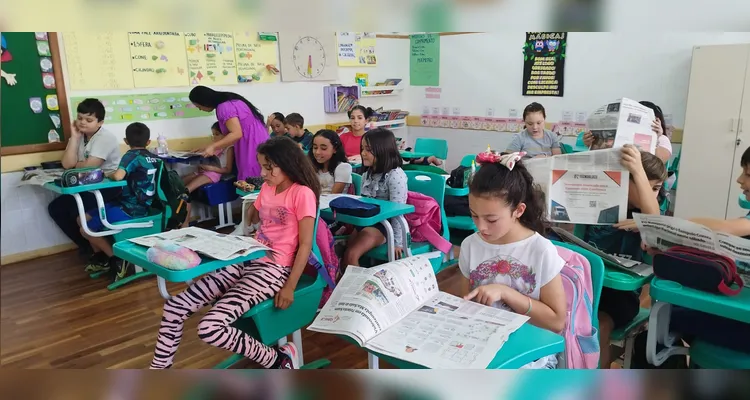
[[215, 216, 330, 370], [414, 137, 448, 160], [689, 340, 750, 369], [561, 143, 574, 154], [575, 131, 586, 148], [351, 172, 362, 195], [739, 194, 750, 209], [666, 148, 681, 191], [91, 164, 173, 290], [365, 171, 452, 272], [445, 153, 477, 234], [610, 308, 650, 368], [458, 154, 476, 168], [402, 164, 446, 174]]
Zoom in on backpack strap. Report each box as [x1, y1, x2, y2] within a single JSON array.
[[415, 224, 452, 254]]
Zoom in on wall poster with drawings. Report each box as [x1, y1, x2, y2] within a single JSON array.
[[278, 33, 339, 82]]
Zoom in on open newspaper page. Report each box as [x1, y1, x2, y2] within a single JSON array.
[[633, 213, 750, 267], [527, 149, 629, 225], [587, 98, 657, 154], [18, 168, 65, 186], [366, 292, 529, 369], [128, 226, 274, 261], [308, 254, 440, 346]]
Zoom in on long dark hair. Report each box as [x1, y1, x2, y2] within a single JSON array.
[[257, 136, 321, 206], [639, 101, 667, 137], [308, 129, 347, 175], [469, 160, 548, 234], [189, 85, 264, 123], [362, 128, 402, 174]]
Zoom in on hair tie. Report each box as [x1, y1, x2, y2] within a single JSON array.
[[476, 146, 526, 171]]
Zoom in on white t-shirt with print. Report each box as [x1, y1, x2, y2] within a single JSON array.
[[77, 127, 121, 174], [459, 232, 565, 369], [318, 162, 353, 195]]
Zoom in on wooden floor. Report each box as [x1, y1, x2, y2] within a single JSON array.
[[0, 250, 464, 369]]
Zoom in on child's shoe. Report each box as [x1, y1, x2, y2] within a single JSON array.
[[271, 343, 299, 369], [84, 252, 110, 273], [110, 257, 134, 282]]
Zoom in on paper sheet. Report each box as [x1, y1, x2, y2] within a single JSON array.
[[337, 32, 377, 67], [128, 226, 275, 261], [63, 32, 134, 90], [185, 32, 238, 85], [129, 32, 190, 88], [233, 31, 279, 83]]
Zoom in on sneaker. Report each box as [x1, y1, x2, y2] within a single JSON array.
[[84, 252, 110, 273], [111, 257, 134, 282], [275, 343, 300, 369]]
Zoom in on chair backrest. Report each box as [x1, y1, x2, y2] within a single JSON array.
[[560, 143, 574, 154], [459, 154, 476, 167], [405, 170, 449, 241], [575, 131, 586, 147], [351, 173, 362, 195], [414, 138, 448, 160], [740, 194, 750, 210]]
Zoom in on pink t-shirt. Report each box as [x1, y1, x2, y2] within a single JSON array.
[[254, 182, 317, 267], [339, 131, 364, 158]]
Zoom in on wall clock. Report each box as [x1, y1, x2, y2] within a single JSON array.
[[279, 33, 338, 82], [292, 36, 326, 79]]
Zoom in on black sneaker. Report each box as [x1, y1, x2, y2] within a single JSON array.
[[110, 257, 134, 282], [84, 252, 110, 273]]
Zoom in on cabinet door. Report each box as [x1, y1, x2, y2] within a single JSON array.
[[725, 52, 750, 219], [674, 44, 750, 220]]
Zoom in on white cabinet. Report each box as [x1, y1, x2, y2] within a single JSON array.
[[674, 44, 750, 220]]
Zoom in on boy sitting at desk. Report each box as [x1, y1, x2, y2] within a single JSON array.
[[284, 113, 313, 152], [49, 98, 122, 259], [79, 122, 160, 282]]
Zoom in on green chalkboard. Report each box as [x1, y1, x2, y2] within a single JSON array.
[[1, 32, 71, 155]]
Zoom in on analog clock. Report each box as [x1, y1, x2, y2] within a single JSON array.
[[291, 36, 326, 79]]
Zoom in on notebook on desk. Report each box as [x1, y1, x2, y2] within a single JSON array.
[[551, 227, 654, 277]]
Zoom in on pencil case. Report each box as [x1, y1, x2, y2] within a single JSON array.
[[653, 246, 744, 296], [147, 241, 201, 270], [57, 167, 104, 187]]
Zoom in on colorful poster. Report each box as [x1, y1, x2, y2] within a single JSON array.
[[70, 93, 206, 122], [409, 33, 440, 86], [64, 32, 134, 90], [185, 32, 238, 85], [233, 31, 279, 83], [337, 32, 377, 67], [128, 32, 189, 88], [522, 32, 567, 97]]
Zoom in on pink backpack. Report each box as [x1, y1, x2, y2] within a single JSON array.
[[556, 245, 600, 369], [405, 192, 452, 254]]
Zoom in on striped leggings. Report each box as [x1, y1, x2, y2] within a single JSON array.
[[150, 261, 290, 369]]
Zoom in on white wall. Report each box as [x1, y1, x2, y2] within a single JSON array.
[[1, 34, 411, 259]]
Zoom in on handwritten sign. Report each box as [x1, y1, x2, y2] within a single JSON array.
[[128, 32, 189, 88], [410, 33, 440, 86]]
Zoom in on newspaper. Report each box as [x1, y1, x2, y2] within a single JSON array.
[[527, 148, 629, 225], [18, 168, 65, 186], [167, 150, 202, 159], [633, 213, 750, 264], [587, 98, 657, 154], [308, 254, 529, 369], [128, 226, 275, 261]]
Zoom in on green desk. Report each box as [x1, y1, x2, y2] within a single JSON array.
[[399, 150, 433, 159], [602, 260, 653, 291], [646, 277, 749, 366]]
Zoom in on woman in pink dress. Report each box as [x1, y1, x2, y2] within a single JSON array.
[[189, 86, 269, 180]]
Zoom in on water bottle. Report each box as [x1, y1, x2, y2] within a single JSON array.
[[157, 134, 168, 156]]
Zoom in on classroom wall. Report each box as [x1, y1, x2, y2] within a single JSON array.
[[405, 32, 750, 169], [1, 34, 412, 262]]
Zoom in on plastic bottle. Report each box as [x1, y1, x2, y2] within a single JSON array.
[[157, 134, 168, 156]]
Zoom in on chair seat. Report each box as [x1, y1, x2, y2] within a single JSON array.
[[611, 308, 650, 342], [112, 211, 163, 241], [193, 180, 239, 206], [689, 339, 750, 369], [446, 215, 475, 231]]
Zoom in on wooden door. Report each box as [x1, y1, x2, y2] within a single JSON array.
[[674, 44, 750, 219]]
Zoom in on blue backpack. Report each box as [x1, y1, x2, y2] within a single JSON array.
[[329, 197, 380, 218]]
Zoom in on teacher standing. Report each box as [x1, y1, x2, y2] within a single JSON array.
[[189, 86, 268, 180]]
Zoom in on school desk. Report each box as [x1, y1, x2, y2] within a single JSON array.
[[602, 260, 653, 291], [319, 196, 415, 262], [343, 323, 564, 369], [43, 179, 154, 237], [645, 277, 750, 366]]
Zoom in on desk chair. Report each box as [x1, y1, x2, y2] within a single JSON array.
[[740, 193, 750, 209], [414, 138, 448, 160], [351, 173, 362, 195], [560, 143, 574, 154], [445, 154, 477, 234], [365, 171, 452, 273], [575, 131, 586, 148], [101, 163, 175, 290], [215, 215, 330, 370], [665, 148, 681, 191], [689, 340, 750, 369]]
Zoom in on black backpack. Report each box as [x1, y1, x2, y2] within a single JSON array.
[[446, 165, 471, 188], [153, 162, 190, 231]]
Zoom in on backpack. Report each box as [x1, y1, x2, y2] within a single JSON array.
[[154, 163, 190, 231], [555, 245, 600, 369], [405, 192, 452, 254], [446, 165, 471, 188]]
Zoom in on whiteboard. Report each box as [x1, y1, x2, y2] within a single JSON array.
[[278, 32, 339, 82]]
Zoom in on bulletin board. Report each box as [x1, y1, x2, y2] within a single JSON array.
[[1, 32, 72, 156]]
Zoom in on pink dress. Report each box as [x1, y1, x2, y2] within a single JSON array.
[[216, 100, 269, 180]]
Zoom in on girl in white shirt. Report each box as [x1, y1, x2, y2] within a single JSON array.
[[309, 129, 352, 195], [459, 151, 567, 369]]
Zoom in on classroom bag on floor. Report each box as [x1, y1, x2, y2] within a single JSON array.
[[653, 246, 744, 295], [405, 192, 452, 254], [156, 163, 190, 231], [556, 245, 600, 369]]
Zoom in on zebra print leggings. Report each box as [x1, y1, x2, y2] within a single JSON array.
[[150, 261, 290, 369]]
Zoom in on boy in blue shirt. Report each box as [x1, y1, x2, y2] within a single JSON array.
[[284, 113, 313, 152], [81, 122, 161, 281]]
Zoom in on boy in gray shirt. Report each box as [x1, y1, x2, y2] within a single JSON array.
[[506, 102, 562, 158]]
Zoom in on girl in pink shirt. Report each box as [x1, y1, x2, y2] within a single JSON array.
[[339, 105, 374, 160], [150, 136, 321, 370]]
